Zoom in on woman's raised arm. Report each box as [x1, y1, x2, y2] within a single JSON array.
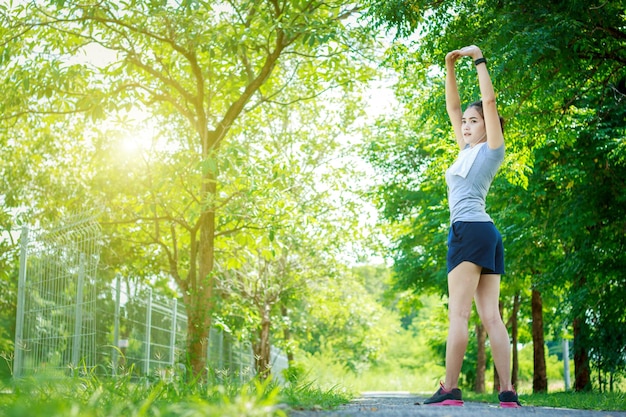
[[458, 45, 504, 149], [445, 50, 464, 149]]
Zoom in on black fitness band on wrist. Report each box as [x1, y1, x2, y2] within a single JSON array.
[[474, 57, 487, 66]]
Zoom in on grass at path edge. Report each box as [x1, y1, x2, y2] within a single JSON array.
[[463, 390, 626, 411]]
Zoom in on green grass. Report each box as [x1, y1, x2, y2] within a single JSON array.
[[2, 371, 624, 415], [464, 390, 626, 411], [280, 381, 353, 411], [0, 369, 355, 417], [0, 375, 289, 417]]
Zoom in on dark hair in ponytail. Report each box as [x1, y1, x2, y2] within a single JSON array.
[[466, 100, 505, 133]]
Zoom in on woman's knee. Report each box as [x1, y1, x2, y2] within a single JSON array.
[[480, 313, 505, 333], [448, 307, 473, 322]]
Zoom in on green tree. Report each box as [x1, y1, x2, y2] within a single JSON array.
[[210, 95, 373, 378], [366, 0, 626, 391], [3, 0, 378, 377]]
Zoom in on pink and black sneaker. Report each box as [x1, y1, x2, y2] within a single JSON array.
[[424, 382, 464, 406], [498, 390, 522, 408]]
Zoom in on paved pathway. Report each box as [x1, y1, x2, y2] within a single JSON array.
[[288, 392, 626, 417]]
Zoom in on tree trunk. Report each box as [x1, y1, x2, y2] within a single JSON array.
[[573, 316, 592, 391], [475, 322, 486, 393], [186, 163, 217, 378], [181, 9, 287, 378], [253, 303, 272, 379], [186, 299, 211, 378], [511, 292, 521, 388], [532, 289, 548, 392]]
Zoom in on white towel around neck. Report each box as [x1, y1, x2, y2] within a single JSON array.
[[448, 142, 486, 178]]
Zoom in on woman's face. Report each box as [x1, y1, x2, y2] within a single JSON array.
[[461, 106, 487, 146]]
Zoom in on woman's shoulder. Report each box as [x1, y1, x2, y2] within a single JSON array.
[[483, 143, 504, 160], [485, 143, 504, 153]]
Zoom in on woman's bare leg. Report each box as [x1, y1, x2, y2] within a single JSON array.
[[474, 273, 514, 391], [444, 261, 482, 389]]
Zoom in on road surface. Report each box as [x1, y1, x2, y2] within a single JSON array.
[[287, 391, 626, 417]]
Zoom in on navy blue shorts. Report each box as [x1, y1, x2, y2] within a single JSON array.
[[447, 221, 505, 275]]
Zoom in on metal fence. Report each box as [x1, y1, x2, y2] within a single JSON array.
[[100, 275, 256, 380], [14, 215, 101, 378], [101, 275, 190, 378], [13, 214, 285, 381]]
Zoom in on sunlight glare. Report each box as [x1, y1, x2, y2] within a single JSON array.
[[120, 123, 156, 156]]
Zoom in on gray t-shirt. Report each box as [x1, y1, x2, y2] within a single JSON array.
[[445, 143, 504, 224]]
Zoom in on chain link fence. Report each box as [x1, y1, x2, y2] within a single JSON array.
[[13, 214, 285, 381]]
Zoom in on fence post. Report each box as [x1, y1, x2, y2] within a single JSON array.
[[13, 226, 29, 379], [169, 298, 177, 366], [563, 337, 571, 390], [144, 287, 152, 376], [71, 253, 86, 374], [216, 328, 224, 371], [112, 274, 121, 376]]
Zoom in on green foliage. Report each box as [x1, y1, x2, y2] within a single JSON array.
[[292, 266, 389, 373], [365, 0, 420, 37], [361, 116, 451, 295], [0, 374, 286, 417], [366, 0, 626, 388], [1, 0, 382, 376], [1, 0, 624, 397], [297, 292, 447, 393], [516, 344, 570, 385]]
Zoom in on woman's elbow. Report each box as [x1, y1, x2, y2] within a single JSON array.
[[482, 95, 496, 107]]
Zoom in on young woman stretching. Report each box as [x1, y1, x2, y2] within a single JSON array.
[[423, 45, 520, 408]]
